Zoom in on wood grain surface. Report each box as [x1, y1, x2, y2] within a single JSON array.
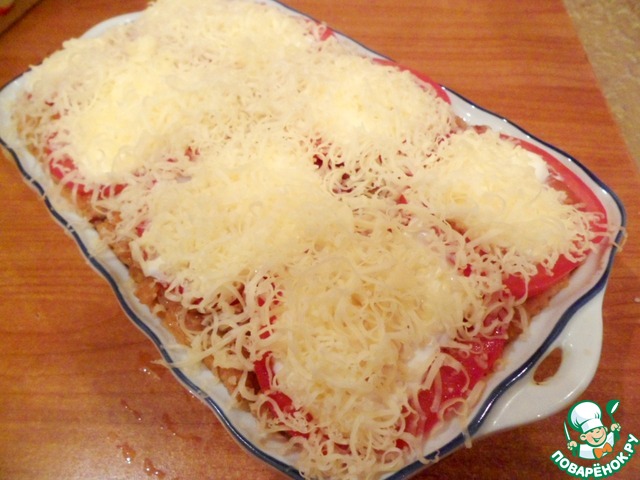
[[1, 1, 639, 479]]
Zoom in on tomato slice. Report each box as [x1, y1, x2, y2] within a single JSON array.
[[49, 156, 126, 198], [415, 335, 506, 435], [410, 305, 508, 435], [46, 132, 127, 198], [254, 353, 296, 414], [255, 352, 310, 439], [47, 137, 203, 199], [372, 58, 450, 104], [317, 23, 335, 42], [508, 136, 606, 216], [504, 255, 579, 299], [501, 135, 608, 299], [49, 156, 90, 196], [313, 26, 450, 105], [253, 291, 296, 417], [313, 21, 449, 104]]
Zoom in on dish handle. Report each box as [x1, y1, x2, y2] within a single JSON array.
[[475, 289, 605, 437]]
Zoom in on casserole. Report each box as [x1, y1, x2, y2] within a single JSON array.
[[0, 2, 625, 478]]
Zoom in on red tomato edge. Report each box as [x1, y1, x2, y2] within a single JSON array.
[[503, 135, 609, 299]]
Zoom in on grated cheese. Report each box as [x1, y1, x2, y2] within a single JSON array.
[[413, 129, 599, 276], [11, 0, 607, 478]]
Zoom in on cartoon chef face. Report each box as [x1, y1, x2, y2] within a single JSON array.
[[568, 400, 607, 445], [581, 425, 609, 447]]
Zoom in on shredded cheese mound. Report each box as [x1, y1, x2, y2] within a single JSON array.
[[414, 129, 599, 276], [11, 0, 608, 478], [265, 227, 482, 449]]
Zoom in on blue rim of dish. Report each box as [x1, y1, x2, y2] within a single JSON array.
[[0, 3, 627, 479]]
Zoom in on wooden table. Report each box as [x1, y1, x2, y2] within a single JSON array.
[[1, 1, 639, 478]]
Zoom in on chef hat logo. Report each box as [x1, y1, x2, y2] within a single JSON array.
[[568, 400, 604, 434]]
